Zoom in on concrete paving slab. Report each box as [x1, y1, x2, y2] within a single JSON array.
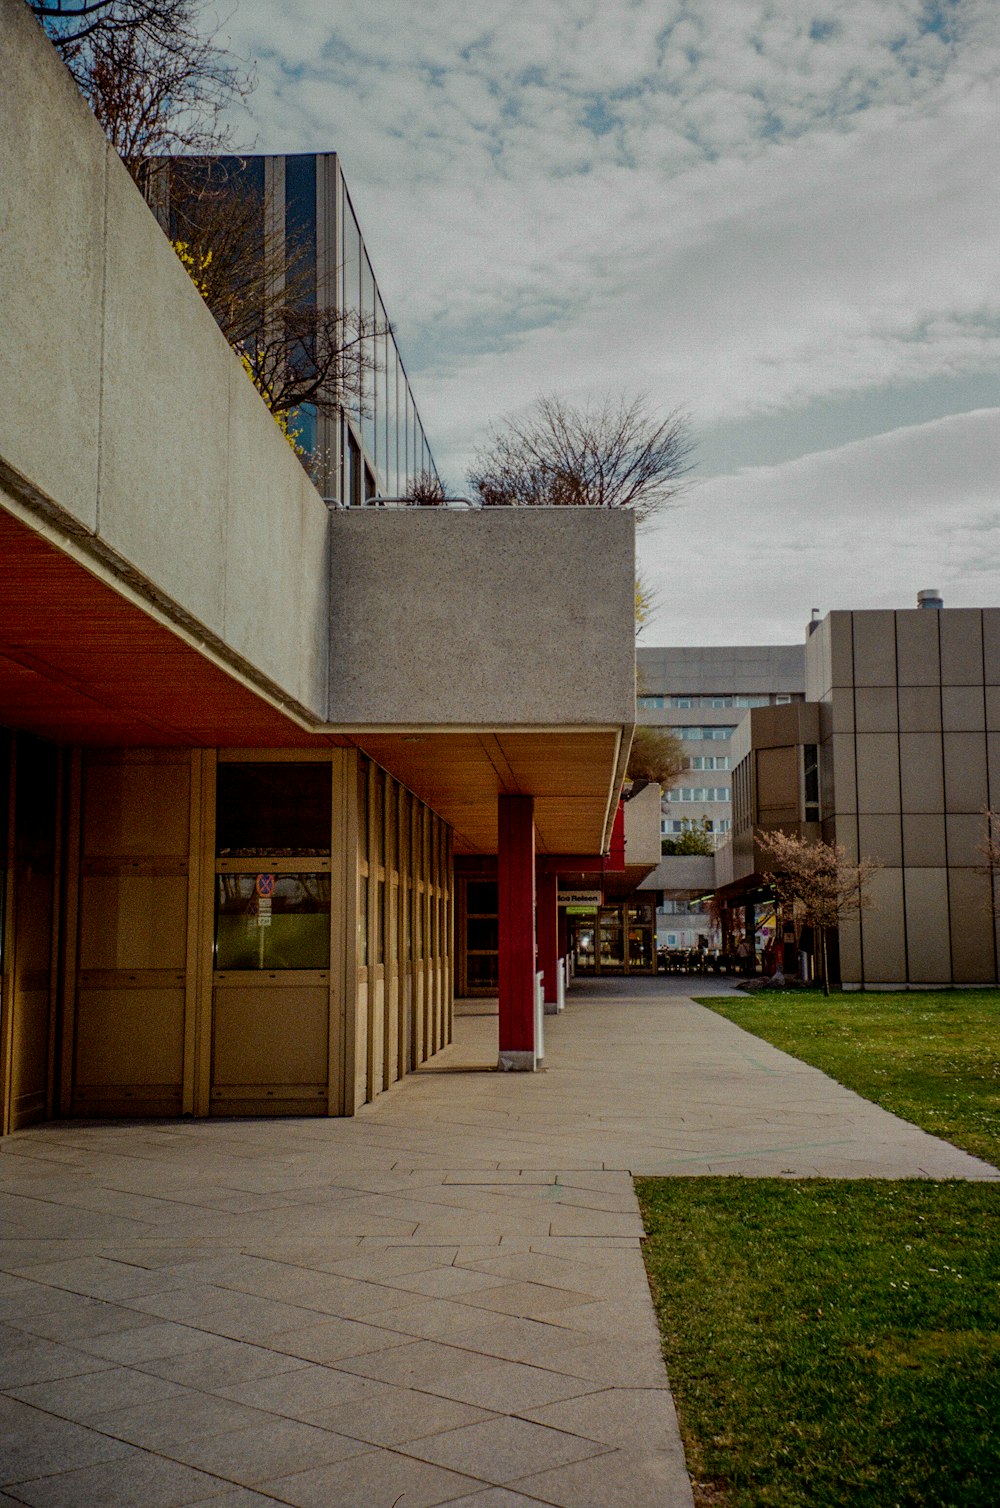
[[1, 981, 996, 1505]]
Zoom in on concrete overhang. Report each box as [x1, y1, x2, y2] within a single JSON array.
[[325, 507, 637, 856]]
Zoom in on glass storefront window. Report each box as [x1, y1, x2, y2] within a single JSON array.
[[215, 873, 330, 970], [467, 953, 498, 989], [216, 763, 331, 857]]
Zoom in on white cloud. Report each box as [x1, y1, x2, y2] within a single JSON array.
[[212, 0, 1000, 591], [637, 407, 1000, 644]]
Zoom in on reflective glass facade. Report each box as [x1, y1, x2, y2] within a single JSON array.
[[160, 153, 438, 505]]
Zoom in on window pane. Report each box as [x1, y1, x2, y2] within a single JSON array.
[[216, 763, 331, 856], [215, 873, 330, 969], [467, 881, 497, 914]]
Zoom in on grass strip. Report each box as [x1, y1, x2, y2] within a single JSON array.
[[637, 1177, 1000, 1507], [694, 989, 1000, 1167]]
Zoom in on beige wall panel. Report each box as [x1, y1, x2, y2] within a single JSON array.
[[386, 977, 399, 1088], [368, 976, 385, 1102], [895, 611, 940, 686], [946, 813, 987, 869], [756, 746, 799, 824], [412, 969, 425, 1066], [943, 732, 989, 813], [212, 982, 328, 1087], [75, 988, 184, 1086], [79, 875, 188, 970], [83, 758, 190, 857], [898, 733, 944, 813], [941, 685, 986, 732], [830, 734, 857, 814], [354, 980, 369, 1110], [947, 869, 996, 983], [982, 609, 1000, 682], [898, 687, 942, 734], [804, 615, 832, 701], [852, 612, 896, 688], [854, 688, 898, 734], [857, 814, 902, 867], [859, 868, 906, 983], [11, 986, 50, 1129], [836, 815, 860, 864], [902, 868, 951, 983], [901, 814, 947, 868], [988, 732, 1000, 805], [939, 610, 984, 687], [986, 688, 1000, 733], [855, 734, 900, 815], [837, 911, 862, 986], [828, 613, 855, 692], [828, 693, 854, 735]]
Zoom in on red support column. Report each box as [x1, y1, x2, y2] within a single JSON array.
[[498, 795, 535, 1070], [609, 801, 626, 870], [536, 862, 559, 1010]]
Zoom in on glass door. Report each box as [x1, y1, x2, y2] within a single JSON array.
[[626, 902, 655, 973], [597, 907, 625, 971]]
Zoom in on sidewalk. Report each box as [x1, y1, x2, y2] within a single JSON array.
[[1, 985, 995, 1507]]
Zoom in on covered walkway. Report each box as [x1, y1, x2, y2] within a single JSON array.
[[0, 982, 994, 1506]]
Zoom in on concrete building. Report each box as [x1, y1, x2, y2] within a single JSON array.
[[0, 0, 636, 1131], [717, 602, 1000, 987], [636, 644, 805, 950]]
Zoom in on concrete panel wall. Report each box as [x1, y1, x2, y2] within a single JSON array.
[[638, 643, 805, 697], [825, 609, 998, 986], [623, 782, 662, 869], [0, 0, 329, 721], [328, 509, 636, 727], [796, 608, 999, 985]]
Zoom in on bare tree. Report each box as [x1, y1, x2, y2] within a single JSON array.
[[32, 0, 253, 192], [401, 471, 448, 505], [468, 394, 693, 519], [755, 828, 881, 995]]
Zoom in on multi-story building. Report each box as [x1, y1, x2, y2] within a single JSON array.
[[717, 600, 1000, 987], [152, 152, 440, 506], [636, 645, 805, 948]]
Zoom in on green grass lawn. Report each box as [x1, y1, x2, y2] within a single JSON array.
[[638, 1178, 1000, 1507], [636, 990, 1000, 1505], [695, 988, 1000, 1168]]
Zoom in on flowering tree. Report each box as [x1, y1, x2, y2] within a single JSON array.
[[755, 828, 881, 995]]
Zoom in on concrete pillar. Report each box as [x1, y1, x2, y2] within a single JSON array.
[[498, 795, 535, 1070], [537, 863, 559, 1011]]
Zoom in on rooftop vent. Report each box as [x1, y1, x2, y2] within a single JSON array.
[[917, 588, 943, 610]]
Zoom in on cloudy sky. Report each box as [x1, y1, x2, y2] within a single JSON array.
[[218, 0, 1000, 644]]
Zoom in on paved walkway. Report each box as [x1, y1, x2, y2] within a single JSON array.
[[1, 986, 995, 1507]]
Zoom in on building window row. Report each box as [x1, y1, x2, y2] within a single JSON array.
[[666, 786, 732, 803], [661, 817, 732, 836], [669, 695, 772, 709], [675, 725, 736, 741], [685, 755, 731, 771]]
